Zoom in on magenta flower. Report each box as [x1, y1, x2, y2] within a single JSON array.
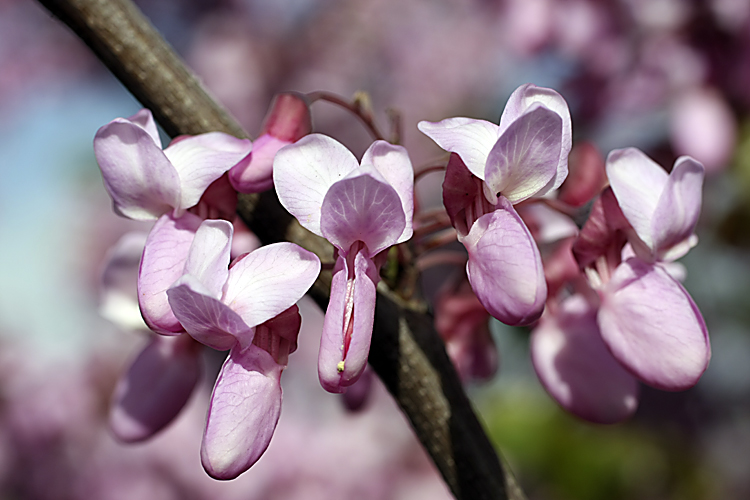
[[166, 219, 320, 479], [418, 83, 572, 325], [94, 109, 252, 334], [273, 134, 414, 393]]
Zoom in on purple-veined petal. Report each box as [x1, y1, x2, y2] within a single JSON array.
[[318, 244, 379, 393], [223, 242, 321, 329], [463, 198, 546, 326], [182, 219, 233, 299], [484, 105, 562, 204], [99, 231, 149, 331], [651, 156, 704, 258], [229, 134, 290, 194], [94, 118, 181, 220], [531, 295, 639, 424], [201, 344, 282, 480], [606, 148, 669, 249], [499, 84, 572, 191], [168, 275, 251, 351], [163, 132, 252, 215], [417, 117, 500, 180], [273, 134, 359, 236], [320, 168, 406, 255], [598, 257, 710, 391], [138, 213, 202, 335], [109, 334, 201, 442], [127, 108, 162, 148], [361, 140, 415, 243]]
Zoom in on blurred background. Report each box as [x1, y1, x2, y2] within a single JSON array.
[[2, 0, 750, 498]]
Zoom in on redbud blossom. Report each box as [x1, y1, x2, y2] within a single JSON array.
[[419, 83, 572, 326], [274, 134, 414, 393]]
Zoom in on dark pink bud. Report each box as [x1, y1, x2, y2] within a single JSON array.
[[558, 142, 606, 207], [262, 92, 312, 142], [229, 93, 312, 194]]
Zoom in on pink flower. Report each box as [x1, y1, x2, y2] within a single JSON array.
[[94, 109, 253, 334], [532, 149, 710, 422], [166, 220, 320, 479], [419, 83, 572, 325], [273, 135, 414, 393], [94, 108, 251, 221]]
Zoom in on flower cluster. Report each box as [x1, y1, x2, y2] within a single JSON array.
[[96, 81, 711, 481], [419, 84, 710, 422]]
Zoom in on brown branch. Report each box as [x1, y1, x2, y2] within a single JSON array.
[[36, 1, 525, 498]]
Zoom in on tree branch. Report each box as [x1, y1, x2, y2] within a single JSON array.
[[36, 1, 525, 498]]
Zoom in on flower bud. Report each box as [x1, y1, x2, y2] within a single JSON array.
[[229, 93, 312, 193]]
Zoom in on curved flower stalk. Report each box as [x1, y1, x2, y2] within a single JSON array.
[[166, 219, 321, 479], [418, 83, 572, 326], [273, 134, 414, 393], [94, 108, 252, 334], [532, 149, 710, 423]]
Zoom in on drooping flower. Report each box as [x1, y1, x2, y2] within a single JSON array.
[[418, 83, 572, 325], [166, 219, 320, 479], [273, 134, 414, 393]]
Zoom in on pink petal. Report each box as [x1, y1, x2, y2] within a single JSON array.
[[109, 334, 201, 442], [320, 168, 406, 255], [651, 156, 704, 259], [531, 295, 639, 424], [168, 275, 251, 351], [182, 219, 233, 299], [273, 134, 359, 236], [499, 84, 572, 192], [598, 258, 710, 390], [163, 132, 252, 215], [94, 118, 180, 220], [229, 134, 290, 193], [360, 140, 415, 243], [126, 108, 162, 148], [99, 231, 149, 331], [138, 213, 202, 335], [318, 246, 379, 393], [201, 345, 283, 480], [223, 242, 321, 329], [606, 148, 669, 249], [463, 198, 546, 326], [417, 117, 500, 180], [484, 105, 562, 204]]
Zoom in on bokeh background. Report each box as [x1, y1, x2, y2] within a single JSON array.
[[2, 0, 750, 498]]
